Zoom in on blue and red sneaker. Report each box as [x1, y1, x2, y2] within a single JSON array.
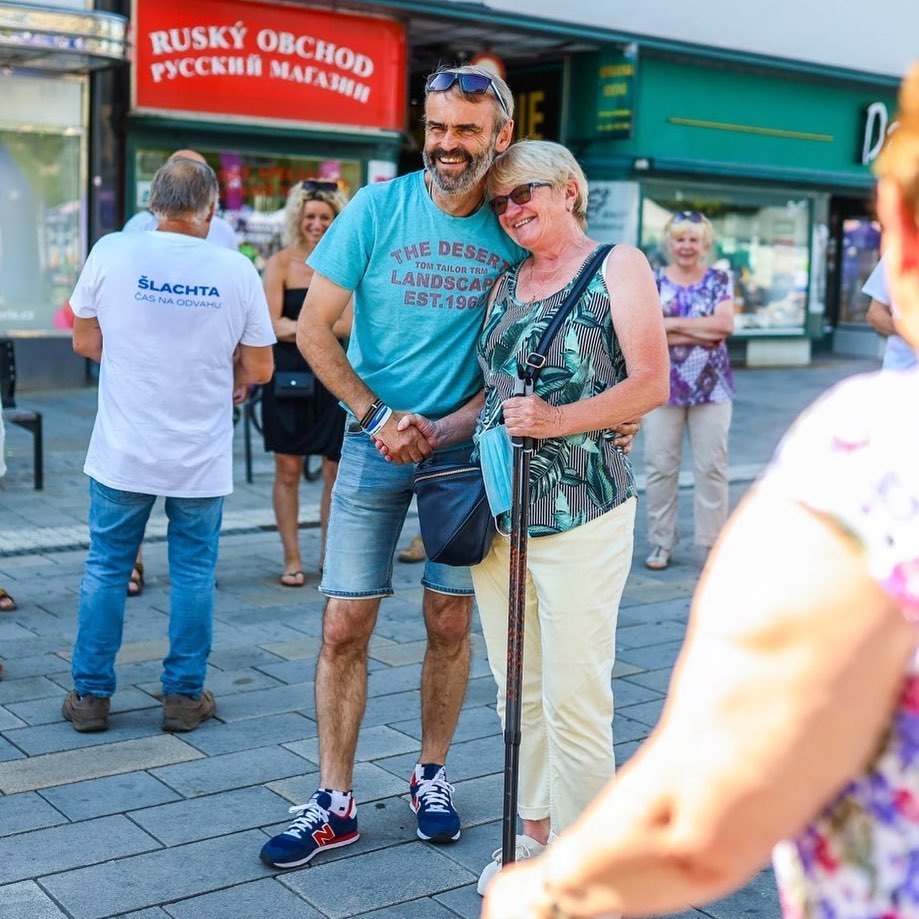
[[410, 763, 461, 843], [259, 791, 359, 868]]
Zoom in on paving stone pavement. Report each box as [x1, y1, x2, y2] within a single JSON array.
[[0, 356, 877, 918]]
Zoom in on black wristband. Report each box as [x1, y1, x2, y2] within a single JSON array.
[[359, 398, 383, 429]]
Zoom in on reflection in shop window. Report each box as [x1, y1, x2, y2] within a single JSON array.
[[133, 148, 361, 271], [641, 185, 811, 333], [839, 218, 881, 324], [0, 131, 83, 334]]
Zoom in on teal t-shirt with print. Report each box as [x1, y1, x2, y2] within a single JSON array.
[[308, 170, 525, 420]]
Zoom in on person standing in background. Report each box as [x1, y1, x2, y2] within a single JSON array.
[[63, 156, 275, 734], [643, 211, 735, 571], [122, 148, 240, 598], [261, 181, 351, 585], [864, 255, 918, 370]]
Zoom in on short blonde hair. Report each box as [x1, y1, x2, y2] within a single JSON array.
[[662, 211, 715, 248], [487, 140, 589, 229], [283, 183, 349, 247]]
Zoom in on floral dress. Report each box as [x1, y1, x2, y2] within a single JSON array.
[[759, 368, 919, 917], [655, 266, 734, 406]]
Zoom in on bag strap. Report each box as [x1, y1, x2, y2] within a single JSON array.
[[518, 243, 614, 386]]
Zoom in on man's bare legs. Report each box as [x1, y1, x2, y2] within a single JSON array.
[[315, 595, 380, 790], [419, 590, 472, 765], [315, 589, 472, 789]]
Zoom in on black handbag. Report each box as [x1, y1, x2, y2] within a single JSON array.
[[413, 459, 495, 567], [411, 243, 614, 569], [273, 371, 314, 399]]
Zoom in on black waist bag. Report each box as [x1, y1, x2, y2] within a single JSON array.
[[413, 460, 495, 567], [273, 371, 314, 398]]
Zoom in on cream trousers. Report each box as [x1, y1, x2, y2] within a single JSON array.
[[643, 401, 732, 550], [471, 496, 636, 833]]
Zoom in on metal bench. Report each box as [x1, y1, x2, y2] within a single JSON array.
[[0, 338, 44, 490]]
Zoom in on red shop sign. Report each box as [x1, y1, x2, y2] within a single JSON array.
[[132, 0, 406, 132]]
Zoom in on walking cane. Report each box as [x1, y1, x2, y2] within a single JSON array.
[[502, 371, 534, 866]]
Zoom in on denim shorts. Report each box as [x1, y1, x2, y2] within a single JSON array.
[[320, 420, 475, 599]]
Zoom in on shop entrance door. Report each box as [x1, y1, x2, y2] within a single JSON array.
[[826, 195, 880, 331]]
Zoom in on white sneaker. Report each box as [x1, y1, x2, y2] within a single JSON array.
[[476, 834, 546, 895]]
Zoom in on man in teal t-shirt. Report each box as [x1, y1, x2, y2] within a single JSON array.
[[259, 65, 524, 870]]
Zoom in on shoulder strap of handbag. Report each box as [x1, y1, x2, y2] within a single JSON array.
[[518, 243, 614, 386]]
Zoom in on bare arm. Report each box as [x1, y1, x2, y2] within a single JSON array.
[[234, 344, 274, 387], [483, 488, 916, 918], [331, 299, 353, 340], [664, 297, 734, 343], [298, 272, 432, 463], [503, 245, 669, 440], [263, 253, 299, 343], [73, 317, 103, 362], [867, 298, 897, 337]]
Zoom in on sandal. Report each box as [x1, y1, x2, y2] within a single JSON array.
[[127, 562, 144, 598], [280, 570, 305, 588], [645, 546, 671, 571], [0, 588, 16, 612]]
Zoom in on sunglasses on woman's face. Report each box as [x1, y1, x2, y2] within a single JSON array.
[[301, 180, 338, 193], [425, 70, 511, 118], [672, 210, 704, 224], [489, 182, 551, 216]]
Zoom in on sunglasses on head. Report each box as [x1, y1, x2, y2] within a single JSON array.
[[425, 70, 511, 118], [301, 180, 339, 194], [488, 182, 551, 216], [672, 210, 704, 224]]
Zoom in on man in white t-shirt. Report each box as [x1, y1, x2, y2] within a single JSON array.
[[63, 156, 275, 734], [863, 256, 918, 370], [123, 149, 238, 250], [122, 149, 236, 598]]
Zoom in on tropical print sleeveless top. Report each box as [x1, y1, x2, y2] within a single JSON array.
[[475, 247, 636, 538], [759, 369, 919, 918]]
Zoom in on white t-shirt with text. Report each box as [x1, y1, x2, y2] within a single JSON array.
[[70, 231, 275, 497]]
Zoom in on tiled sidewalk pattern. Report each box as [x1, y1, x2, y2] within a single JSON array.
[[0, 358, 876, 917]]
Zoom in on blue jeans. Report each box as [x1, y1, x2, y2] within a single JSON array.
[[72, 478, 224, 698], [320, 422, 474, 598]]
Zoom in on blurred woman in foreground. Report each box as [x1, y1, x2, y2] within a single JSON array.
[[482, 63, 919, 919]]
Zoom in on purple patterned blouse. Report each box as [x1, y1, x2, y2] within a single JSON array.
[[655, 266, 734, 406], [760, 369, 919, 918]]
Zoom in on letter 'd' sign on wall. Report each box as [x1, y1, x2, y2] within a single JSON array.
[[132, 0, 406, 132]]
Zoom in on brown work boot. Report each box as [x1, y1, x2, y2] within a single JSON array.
[[398, 534, 426, 564], [162, 689, 216, 732], [62, 690, 110, 732]]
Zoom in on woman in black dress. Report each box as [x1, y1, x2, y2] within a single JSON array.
[[261, 181, 351, 585]]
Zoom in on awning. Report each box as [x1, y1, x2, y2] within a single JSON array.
[[0, 2, 127, 73]]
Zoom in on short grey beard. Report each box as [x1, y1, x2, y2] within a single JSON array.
[[423, 147, 494, 197]]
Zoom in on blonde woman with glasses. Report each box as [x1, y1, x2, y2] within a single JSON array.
[[643, 210, 735, 571]]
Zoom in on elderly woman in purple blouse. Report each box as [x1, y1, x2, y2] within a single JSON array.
[[643, 211, 734, 570]]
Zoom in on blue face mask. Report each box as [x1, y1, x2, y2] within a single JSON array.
[[478, 424, 513, 517]]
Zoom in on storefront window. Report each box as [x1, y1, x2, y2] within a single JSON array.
[[0, 75, 85, 334], [133, 148, 362, 269], [838, 217, 881, 324], [641, 183, 812, 334]]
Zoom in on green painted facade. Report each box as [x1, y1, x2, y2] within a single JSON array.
[[569, 52, 898, 188]]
